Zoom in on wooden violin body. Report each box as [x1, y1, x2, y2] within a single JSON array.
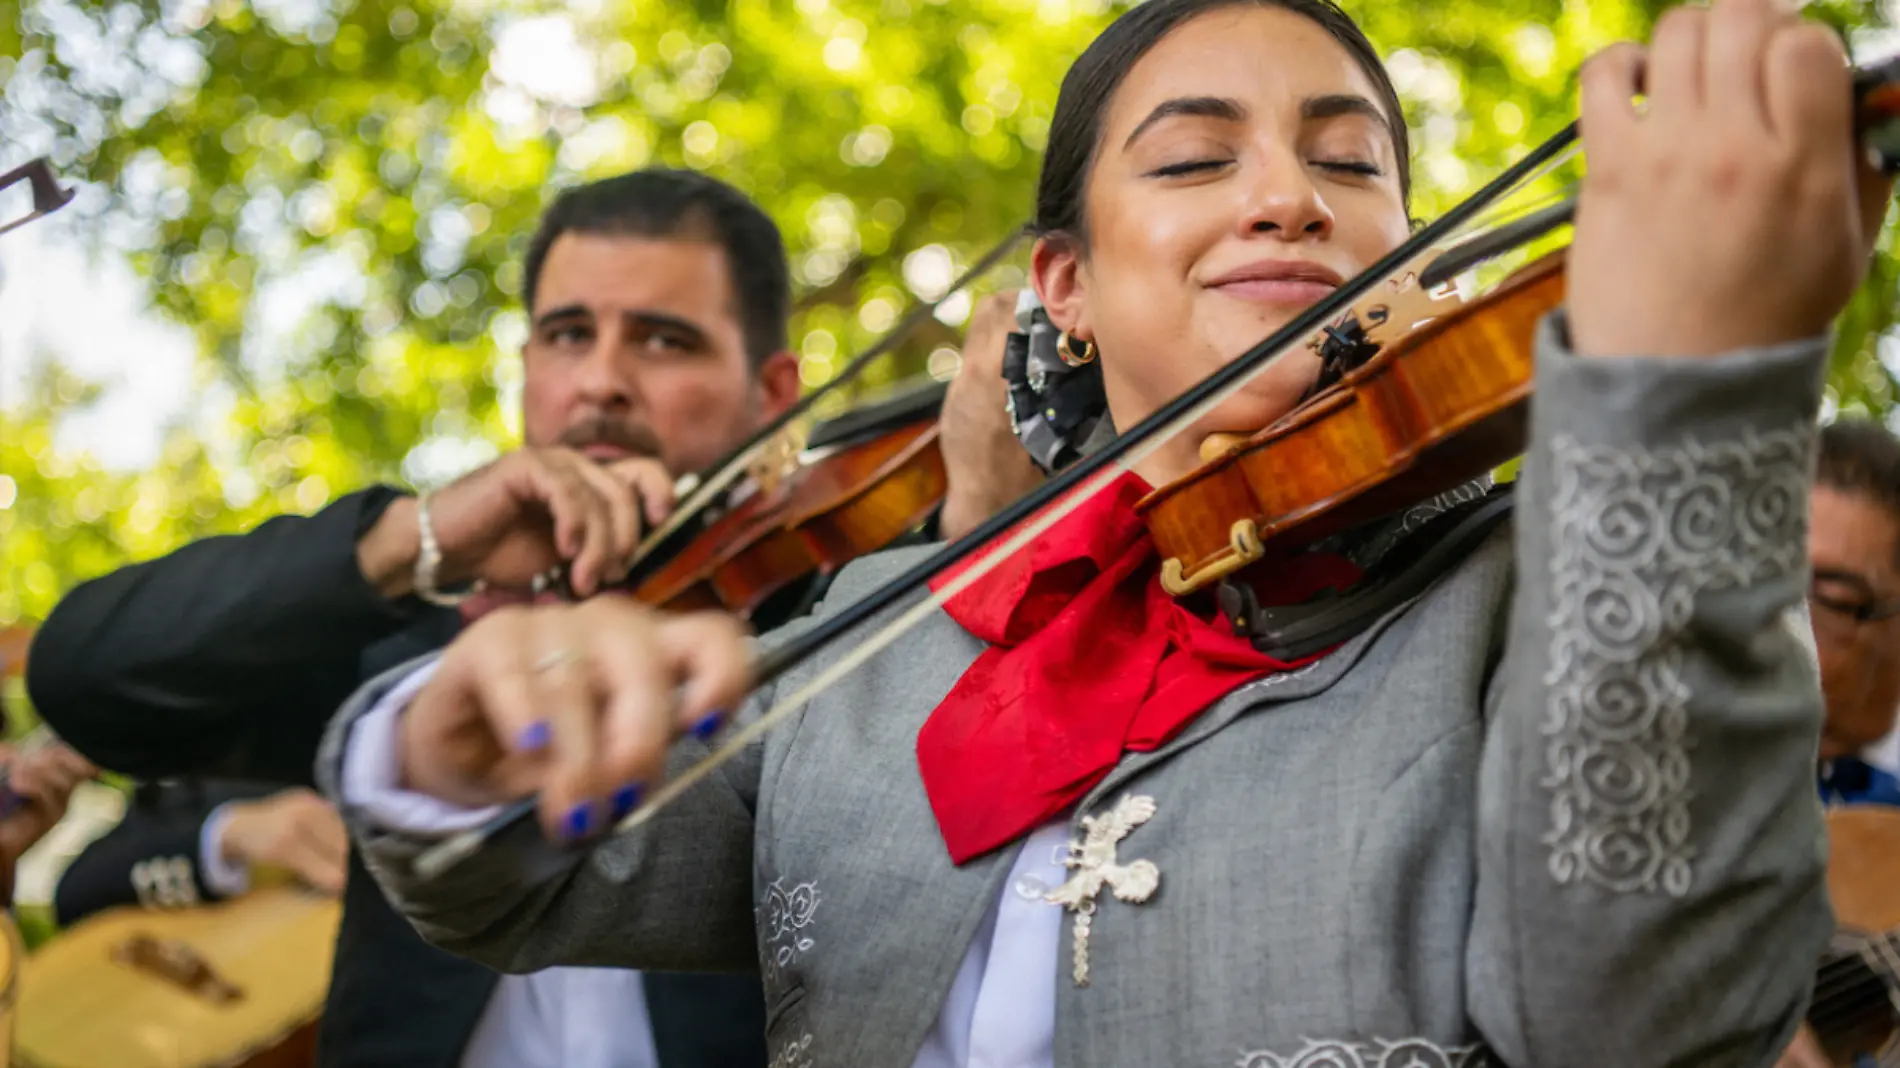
[[632, 381, 949, 617], [1137, 251, 1565, 596]]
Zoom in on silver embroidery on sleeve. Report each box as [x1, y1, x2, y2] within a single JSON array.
[[760, 877, 821, 985], [1542, 427, 1809, 897], [1235, 1037, 1490, 1067], [768, 1032, 814, 1068]]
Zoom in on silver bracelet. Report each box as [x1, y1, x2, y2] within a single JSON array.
[[413, 491, 483, 607]]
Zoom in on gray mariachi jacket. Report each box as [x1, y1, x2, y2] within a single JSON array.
[[322, 318, 1834, 1068]]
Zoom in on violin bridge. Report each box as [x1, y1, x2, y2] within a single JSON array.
[[747, 426, 805, 496], [1353, 247, 1464, 348]]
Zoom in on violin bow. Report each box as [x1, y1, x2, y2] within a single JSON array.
[[623, 225, 1034, 571], [413, 117, 1583, 877], [419, 52, 1900, 877], [0, 159, 75, 238]]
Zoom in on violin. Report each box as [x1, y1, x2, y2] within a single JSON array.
[[1141, 248, 1560, 595], [414, 53, 1900, 878], [628, 379, 950, 618], [1141, 57, 1900, 598]]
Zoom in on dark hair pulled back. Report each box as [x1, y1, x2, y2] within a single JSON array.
[[1034, 0, 1411, 243]]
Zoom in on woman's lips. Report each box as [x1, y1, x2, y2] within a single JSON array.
[[1208, 277, 1339, 306]]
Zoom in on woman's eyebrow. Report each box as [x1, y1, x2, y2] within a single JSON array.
[[1122, 96, 1247, 151]]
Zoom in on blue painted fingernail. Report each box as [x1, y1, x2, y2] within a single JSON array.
[[691, 710, 726, 741], [517, 721, 551, 751], [611, 783, 643, 819], [564, 802, 594, 839]]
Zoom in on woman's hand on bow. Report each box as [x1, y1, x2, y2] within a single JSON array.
[[398, 598, 754, 842], [1568, 0, 1892, 359]]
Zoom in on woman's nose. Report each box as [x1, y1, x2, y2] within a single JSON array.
[[1237, 160, 1334, 241]]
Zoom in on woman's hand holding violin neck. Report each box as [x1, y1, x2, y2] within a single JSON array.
[[1568, 0, 1889, 360], [398, 598, 754, 842]]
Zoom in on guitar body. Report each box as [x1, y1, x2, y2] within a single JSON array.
[[1814, 806, 1900, 1067], [13, 886, 340, 1068], [0, 908, 23, 1067]]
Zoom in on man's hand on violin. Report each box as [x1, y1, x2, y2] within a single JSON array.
[[357, 448, 677, 601], [1568, 0, 1891, 360], [938, 290, 1046, 542], [398, 597, 752, 842]]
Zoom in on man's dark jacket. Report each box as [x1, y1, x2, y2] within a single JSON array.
[[27, 487, 770, 1068]]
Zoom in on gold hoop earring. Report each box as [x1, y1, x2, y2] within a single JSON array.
[[1057, 331, 1097, 368]]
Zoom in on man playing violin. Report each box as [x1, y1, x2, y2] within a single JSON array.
[[26, 167, 1041, 1068], [322, 0, 1894, 1064]]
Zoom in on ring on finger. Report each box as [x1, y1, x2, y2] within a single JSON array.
[[532, 647, 583, 674]]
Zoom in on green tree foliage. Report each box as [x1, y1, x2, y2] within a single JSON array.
[[0, 0, 1894, 639]]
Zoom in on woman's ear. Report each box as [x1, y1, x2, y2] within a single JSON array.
[[1030, 233, 1094, 341]]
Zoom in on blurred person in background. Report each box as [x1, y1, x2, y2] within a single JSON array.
[[52, 781, 345, 924]]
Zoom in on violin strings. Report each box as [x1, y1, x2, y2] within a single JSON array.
[[1423, 146, 1583, 287], [1441, 167, 1580, 247]]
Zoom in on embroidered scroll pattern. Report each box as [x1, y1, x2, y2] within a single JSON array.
[[1543, 427, 1809, 897], [760, 877, 821, 986], [768, 1033, 814, 1068], [1235, 1037, 1490, 1068]]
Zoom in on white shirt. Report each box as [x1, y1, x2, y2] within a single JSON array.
[[346, 662, 659, 1068], [346, 656, 1063, 1068]]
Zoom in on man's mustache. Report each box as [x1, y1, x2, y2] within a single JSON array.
[[558, 416, 664, 460]]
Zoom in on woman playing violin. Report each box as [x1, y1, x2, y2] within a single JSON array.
[[327, 0, 1884, 1063]]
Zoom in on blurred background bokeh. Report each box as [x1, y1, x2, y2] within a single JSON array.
[[3, 0, 1900, 935]]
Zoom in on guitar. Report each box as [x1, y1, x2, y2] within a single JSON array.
[[12, 885, 339, 1068], [0, 627, 342, 1068], [0, 627, 46, 1067], [1809, 806, 1900, 1066]]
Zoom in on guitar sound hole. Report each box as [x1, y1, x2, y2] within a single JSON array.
[[1811, 948, 1896, 1064], [112, 933, 246, 1005]]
